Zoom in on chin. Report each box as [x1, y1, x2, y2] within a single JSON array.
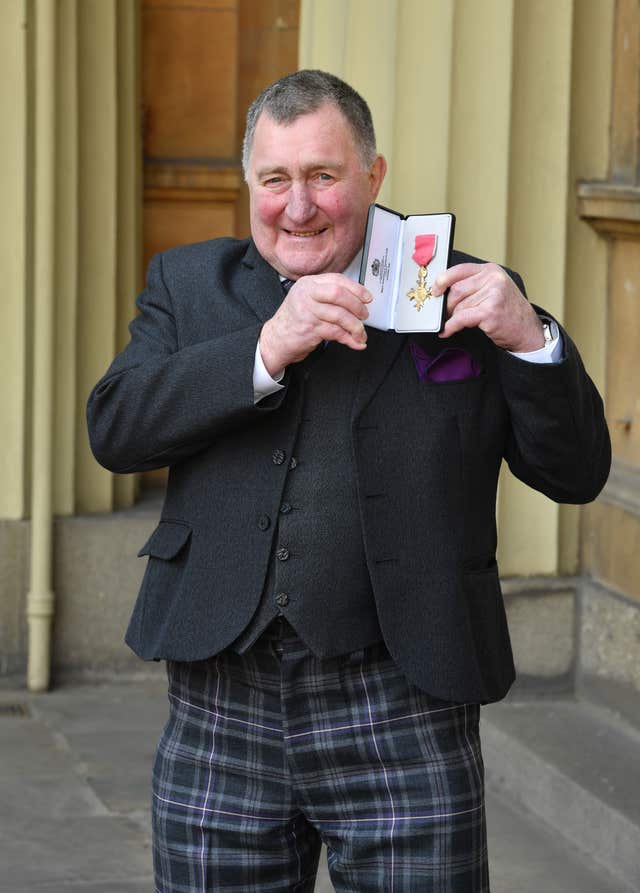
[[290, 248, 354, 275], [282, 255, 331, 278]]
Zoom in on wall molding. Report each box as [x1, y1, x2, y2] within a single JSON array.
[[577, 181, 640, 239]]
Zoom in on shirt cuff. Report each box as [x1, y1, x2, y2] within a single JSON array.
[[253, 341, 285, 404], [508, 317, 564, 365]]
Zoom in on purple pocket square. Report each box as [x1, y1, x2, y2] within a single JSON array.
[[410, 342, 482, 383]]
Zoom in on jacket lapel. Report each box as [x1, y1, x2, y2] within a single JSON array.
[[351, 327, 407, 423], [240, 240, 284, 323]]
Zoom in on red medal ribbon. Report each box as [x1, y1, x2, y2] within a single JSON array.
[[412, 234, 437, 266]]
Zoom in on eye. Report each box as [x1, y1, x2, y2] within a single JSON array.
[[264, 176, 284, 186], [315, 172, 334, 183]]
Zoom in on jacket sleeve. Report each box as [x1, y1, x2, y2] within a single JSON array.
[[86, 252, 288, 474], [498, 308, 611, 504]]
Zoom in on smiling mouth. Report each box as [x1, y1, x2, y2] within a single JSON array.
[[285, 227, 328, 237]]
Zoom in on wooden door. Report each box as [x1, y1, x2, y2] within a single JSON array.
[[578, 4, 640, 610], [142, 0, 300, 268]]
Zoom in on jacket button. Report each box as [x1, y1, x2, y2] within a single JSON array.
[[276, 547, 290, 561], [279, 502, 292, 514], [289, 457, 298, 469], [258, 515, 270, 531], [275, 592, 289, 607], [272, 449, 286, 465]]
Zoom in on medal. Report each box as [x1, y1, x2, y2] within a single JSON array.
[[407, 234, 437, 311]]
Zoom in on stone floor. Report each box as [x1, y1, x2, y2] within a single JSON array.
[[0, 680, 632, 892]]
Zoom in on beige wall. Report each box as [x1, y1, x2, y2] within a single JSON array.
[[300, 0, 614, 576], [0, 0, 141, 523], [559, 2, 615, 572]]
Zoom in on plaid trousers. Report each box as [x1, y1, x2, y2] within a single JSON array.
[[152, 617, 489, 892]]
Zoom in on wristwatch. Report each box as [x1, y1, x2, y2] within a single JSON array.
[[540, 316, 555, 346]]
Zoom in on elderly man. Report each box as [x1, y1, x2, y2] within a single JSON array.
[[87, 70, 610, 892]]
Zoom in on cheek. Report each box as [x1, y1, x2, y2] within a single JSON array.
[[252, 194, 283, 230], [321, 193, 353, 225], [322, 183, 370, 228]]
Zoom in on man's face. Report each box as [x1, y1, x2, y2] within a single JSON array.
[[247, 103, 386, 280]]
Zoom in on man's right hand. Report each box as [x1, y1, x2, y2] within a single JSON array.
[[258, 273, 372, 376]]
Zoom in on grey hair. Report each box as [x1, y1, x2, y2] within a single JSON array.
[[242, 69, 377, 179]]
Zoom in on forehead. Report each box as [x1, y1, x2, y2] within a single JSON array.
[[249, 104, 362, 174]]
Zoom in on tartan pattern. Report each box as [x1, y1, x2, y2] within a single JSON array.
[[152, 618, 489, 892]]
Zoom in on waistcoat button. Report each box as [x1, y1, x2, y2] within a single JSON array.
[[289, 457, 298, 469], [272, 449, 286, 465], [276, 547, 290, 561], [279, 502, 292, 514], [275, 592, 289, 607], [258, 515, 270, 531]]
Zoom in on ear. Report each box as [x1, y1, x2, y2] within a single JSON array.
[[368, 154, 387, 200]]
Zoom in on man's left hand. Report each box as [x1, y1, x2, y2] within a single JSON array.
[[432, 262, 545, 352]]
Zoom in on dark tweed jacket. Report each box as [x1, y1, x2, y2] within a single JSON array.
[[86, 238, 611, 703]]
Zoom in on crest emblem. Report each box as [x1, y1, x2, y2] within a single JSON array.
[[371, 258, 381, 277]]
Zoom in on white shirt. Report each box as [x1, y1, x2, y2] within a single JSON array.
[[253, 251, 562, 403]]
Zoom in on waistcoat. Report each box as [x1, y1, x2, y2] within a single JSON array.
[[231, 342, 383, 655]]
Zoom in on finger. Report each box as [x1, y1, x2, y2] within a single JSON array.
[[313, 278, 372, 307], [439, 304, 485, 339], [442, 270, 489, 312], [326, 273, 371, 303], [320, 321, 368, 350], [432, 263, 486, 296], [315, 304, 368, 341], [310, 283, 371, 320], [298, 273, 372, 304], [340, 279, 373, 304]]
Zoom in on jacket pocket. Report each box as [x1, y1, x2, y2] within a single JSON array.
[[137, 520, 192, 559], [417, 369, 489, 418], [129, 521, 193, 654]]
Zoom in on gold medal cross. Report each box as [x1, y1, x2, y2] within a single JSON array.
[[407, 265, 432, 311]]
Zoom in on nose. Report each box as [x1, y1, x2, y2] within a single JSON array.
[[286, 182, 316, 225]]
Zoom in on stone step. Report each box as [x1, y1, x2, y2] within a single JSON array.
[[481, 698, 640, 892], [485, 789, 634, 893]]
